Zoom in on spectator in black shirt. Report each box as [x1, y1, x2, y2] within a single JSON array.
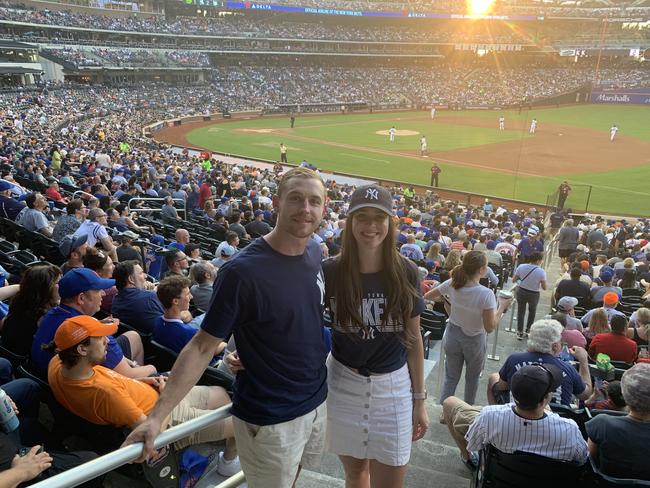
[[0, 181, 25, 220], [555, 267, 591, 303], [245, 210, 272, 237]]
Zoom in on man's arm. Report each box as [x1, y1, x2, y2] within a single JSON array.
[[100, 236, 118, 262], [122, 329, 223, 460], [571, 346, 593, 400]]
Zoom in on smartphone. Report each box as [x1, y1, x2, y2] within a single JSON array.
[[19, 446, 43, 457]]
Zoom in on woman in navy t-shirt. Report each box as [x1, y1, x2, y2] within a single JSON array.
[[323, 184, 428, 488]]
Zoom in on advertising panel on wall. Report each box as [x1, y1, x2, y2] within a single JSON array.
[[590, 87, 650, 104]]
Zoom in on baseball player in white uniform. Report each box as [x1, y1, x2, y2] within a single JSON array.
[[529, 118, 537, 134], [389, 126, 396, 143], [499, 116, 505, 131], [420, 136, 428, 156], [430, 106, 436, 119], [610, 124, 618, 141]]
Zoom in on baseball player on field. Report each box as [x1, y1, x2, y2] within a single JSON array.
[[420, 135, 428, 156], [610, 124, 618, 141], [430, 106, 436, 119], [499, 116, 505, 131], [529, 118, 537, 134], [389, 126, 396, 143]]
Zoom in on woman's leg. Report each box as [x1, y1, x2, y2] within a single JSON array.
[[516, 289, 527, 335], [462, 333, 487, 405], [440, 327, 464, 404], [526, 293, 540, 333], [339, 455, 370, 488], [368, 460, 408, 488]]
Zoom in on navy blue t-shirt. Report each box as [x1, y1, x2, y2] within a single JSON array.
[[499, 351, 586, 406], [111, 288, 164, 334], [323, 257, 425, 374], [201, 238, 328, 426]]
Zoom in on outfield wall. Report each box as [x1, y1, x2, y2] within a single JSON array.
[[590, 87, 650, 105]]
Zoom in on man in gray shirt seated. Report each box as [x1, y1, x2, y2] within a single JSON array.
[[189, 261, 217, 311]]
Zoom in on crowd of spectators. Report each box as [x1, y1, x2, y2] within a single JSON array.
[[0, 76, 647, 484], [1, 3, 649, 46]]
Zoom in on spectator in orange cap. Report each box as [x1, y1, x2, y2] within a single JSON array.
[[580, 291, 627, 327]]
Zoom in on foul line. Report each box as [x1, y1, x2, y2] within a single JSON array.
[[340, 152, 390, 164]]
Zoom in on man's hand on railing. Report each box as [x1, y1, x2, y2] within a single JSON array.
[[122, 417, 165, 463]]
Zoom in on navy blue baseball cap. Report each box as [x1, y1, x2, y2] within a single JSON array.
[[58, 268, 115, 300]]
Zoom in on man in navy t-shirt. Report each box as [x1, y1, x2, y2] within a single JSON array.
[[124, 168, 329, 488], [487, 319, 592, 406]]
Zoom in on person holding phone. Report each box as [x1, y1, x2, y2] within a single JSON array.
[[512, 251, 547, 340]]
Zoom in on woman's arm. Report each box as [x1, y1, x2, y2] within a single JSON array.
[[482, 298, 512, 334], [405, 315, 429, 441]]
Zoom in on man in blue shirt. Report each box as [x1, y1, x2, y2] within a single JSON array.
[[515, 229, 543, 265], [487, 319, 592, 406], [111, 261, 164, 334], [31, 268, 155, 380], [0, 180, 25, 220], [153, 275, 225, 360], [124, 168, 328, 488]]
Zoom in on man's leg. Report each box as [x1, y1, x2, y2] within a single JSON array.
[[232, 402, 325, 488], [442, 397, 481, 462], [3, 378, 40, 418]]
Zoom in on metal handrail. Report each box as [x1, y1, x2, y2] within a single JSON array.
[[31, 404, 234, 488], [127, 197, 187, 218], [72, 190, 95, 200]]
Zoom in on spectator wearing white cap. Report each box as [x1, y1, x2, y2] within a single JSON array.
[[554, 296, 584, 331], [211, 245, 236, 269]]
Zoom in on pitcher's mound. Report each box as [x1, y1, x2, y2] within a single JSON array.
[[376, 129, 420, 136]]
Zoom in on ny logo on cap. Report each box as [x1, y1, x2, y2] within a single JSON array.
[[365, 188, 379, 200]]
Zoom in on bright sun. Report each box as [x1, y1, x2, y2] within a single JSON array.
[[467, 0, 495, 16]]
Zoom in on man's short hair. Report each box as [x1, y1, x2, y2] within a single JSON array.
[[277, 167, 325, 199], [156, 275, 191, 309], [66, 199, 84, 215], [224, 231, 238, 245], [88, 208, 105, 222], [610, 314, 627, 333], [621, 363, 650, 415], [164, 249, 182, 267], [112, 260, 139, 290], [570, 267, 582, 280], [189, 261, 213, 285], [527, 319, 562, 354], [24, 192, 38, 209]]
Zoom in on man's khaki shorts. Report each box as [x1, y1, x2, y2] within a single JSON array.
[[450, 399, 482, 437], [232, 401, 326, 488], [169, 386, 226, 449]]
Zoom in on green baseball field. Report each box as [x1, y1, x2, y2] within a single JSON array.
[[171, 104, 650, 216]]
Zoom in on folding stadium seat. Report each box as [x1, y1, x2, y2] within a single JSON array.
[[419, 309, 447, 360], [549, 403, 591, 439], [148, 340, 233, 392], [588, 457, 650, 487], [0, 337, 29, 369], [0, 239, 16, 253], [472, 444, 585, 488]]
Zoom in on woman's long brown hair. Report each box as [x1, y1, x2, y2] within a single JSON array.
[[333, 213, 419, 347]]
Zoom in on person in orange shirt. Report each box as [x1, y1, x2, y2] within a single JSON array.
[[46, 315, 240, 476]]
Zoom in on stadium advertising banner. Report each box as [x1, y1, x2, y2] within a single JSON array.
[[220, 1, 543, 19], [590, 87, 650, 104]]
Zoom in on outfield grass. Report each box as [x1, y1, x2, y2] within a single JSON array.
[[185, 105, 650, 216]]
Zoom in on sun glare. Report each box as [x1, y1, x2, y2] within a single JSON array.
[[467, 0, 496, 17]]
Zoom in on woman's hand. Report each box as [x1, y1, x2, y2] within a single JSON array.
[[11, 446, 53, 482], [412, 401, 429, 442]]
